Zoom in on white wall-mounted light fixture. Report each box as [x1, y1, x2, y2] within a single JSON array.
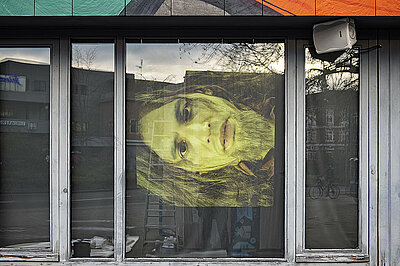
[[313, 18, 357, 54]]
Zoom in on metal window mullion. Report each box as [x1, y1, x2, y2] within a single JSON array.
[[359, 40, 370, 255], [114, 37, 126, 262], [59, 37, 71, 262], [295, 40, 307, 256], [50, 39, 60, 255], [286, 36, 297, 263]]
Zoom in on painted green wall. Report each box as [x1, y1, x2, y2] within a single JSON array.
[[0, 0, 126, 16]]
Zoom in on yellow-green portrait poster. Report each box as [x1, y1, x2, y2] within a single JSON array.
[[125, 41, 285, 257]]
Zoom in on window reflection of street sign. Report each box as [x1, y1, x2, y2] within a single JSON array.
[[0, 74, 26, 92], [0, 120, 26, 126]]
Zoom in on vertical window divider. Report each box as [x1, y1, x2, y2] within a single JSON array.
[[114, 36, 126, 262], [51, 39, 61, 256], [295, 40, 307, 257], [59, 37, 71, 262], [359, 40, 371, 255], [286, 36, 297, 263]]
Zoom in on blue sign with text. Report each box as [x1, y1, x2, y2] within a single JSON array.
[[0, 74, 22, 85]]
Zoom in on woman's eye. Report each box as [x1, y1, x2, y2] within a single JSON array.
[[178, 140, 187, 158], [176, 99, 192, 124], [182, 105, 190, 123]]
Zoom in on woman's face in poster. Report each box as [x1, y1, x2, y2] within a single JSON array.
[[140, 92, 274, 172], [140, 93, 241, 172]]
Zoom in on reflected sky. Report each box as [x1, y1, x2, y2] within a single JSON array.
[[72, 43, 114, 71], [127, 43, 285, 83], [0, 48, 50, 64], [128, 43, 227, 83], [0, 43, 286, 81]]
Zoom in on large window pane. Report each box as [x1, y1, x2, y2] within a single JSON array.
[[305, 48, 359, 249], [126, 41, 285, 258], [0, 48, 50, 248], [70, 43, 114, 258]]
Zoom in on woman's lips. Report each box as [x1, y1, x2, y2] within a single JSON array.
[[220, 119, 234, 150]]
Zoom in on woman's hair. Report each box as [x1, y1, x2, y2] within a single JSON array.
[[131, 84, 275, 207], [135, 145, 274, 207]]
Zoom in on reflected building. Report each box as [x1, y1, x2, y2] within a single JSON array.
[[70, 67, 116, 148], [0, 59, 50, 135], [0, 58, 51, 246], [306, 90, 359, 188]]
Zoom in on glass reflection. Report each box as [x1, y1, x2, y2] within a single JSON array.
[[0, 48, 50, 248], [305, 48, 359, 249], [70, 43, 114, 257], [126, 42, 285, 257]]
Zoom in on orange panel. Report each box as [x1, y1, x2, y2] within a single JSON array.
[[316, 0, 375, 16], [255, 0, 315, 16], [376, 0, 400, 15]]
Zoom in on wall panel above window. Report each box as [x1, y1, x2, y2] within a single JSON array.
[[125, 0, 172, 16], [36, 0, 72, 16], [72, 0, 125, 15], [0, 0, 34, 16], [225, 0, 263, 15], [172, 0, 225, 16], [2, 0, 400, 15]]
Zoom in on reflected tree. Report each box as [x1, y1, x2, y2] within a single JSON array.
[[180, 42, 284, 74], [305, 49, 359, 94], [72, 47, 97, 70]]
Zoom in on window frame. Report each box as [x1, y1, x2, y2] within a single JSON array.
[[122, 38, 289, 263], [0, 35, 378, 265], [61, 38, 119, 263], [0, 39, 60, 262], [295, 40, 374, 263]]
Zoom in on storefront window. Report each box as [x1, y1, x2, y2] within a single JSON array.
[[0, 48, 50, 248], [305, 48, 359, 249], [70, 43, 114, 257], [125, 41, 285, 258], [0, 37, 375, 264]]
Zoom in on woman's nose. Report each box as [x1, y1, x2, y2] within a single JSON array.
[[185, 122, 211, 143]]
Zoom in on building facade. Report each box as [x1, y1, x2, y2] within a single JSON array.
[[0, 1, 400, 265]]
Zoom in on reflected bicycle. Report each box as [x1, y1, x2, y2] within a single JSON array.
[[308, 176, 340, 199]]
